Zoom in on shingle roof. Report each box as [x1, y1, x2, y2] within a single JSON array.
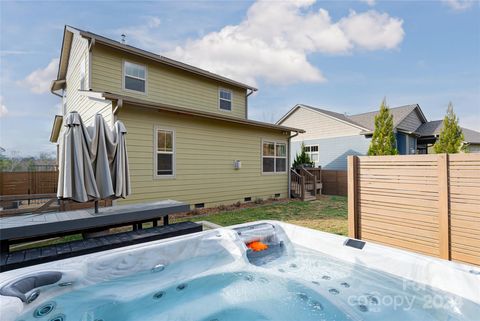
[[55, 26, 257, 91], [416, 120, 480, 144], [297, 104, 368, 129], [415, 120, 443, 136], [347, 104, 419, 131]]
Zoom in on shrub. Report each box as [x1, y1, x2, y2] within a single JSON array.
[[293, 142, 314, 168], [368, 98, 398, 156], [433, 102, 465, 154]]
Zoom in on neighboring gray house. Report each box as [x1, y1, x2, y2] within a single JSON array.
[[416, 120, 480, 153], [277, 104, 480, 170]]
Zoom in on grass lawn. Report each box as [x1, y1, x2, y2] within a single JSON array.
[[178, 195, 348, 236]]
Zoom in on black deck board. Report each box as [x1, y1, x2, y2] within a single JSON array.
[[1, 222, 202, 272], [55, 243, 72, 256], [6, 251, 25, 264], [0, 201, 190, 242], [24, 248, 42, 261]]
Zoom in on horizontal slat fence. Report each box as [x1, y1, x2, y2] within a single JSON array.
[[348, 154, 480, 266], [448, 154, 480, 265], [0, 171, 58, 196]]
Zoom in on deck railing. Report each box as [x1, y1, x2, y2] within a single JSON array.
[[290, 169, 304, 200], [290, 167, 323, 201], [299, 167, 316, 200], [307, 167, 322, 184]]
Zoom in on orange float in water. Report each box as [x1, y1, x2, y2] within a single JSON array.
[[247, 241, 269, 252]]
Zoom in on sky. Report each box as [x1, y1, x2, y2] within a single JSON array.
[[0, 0, 479, 156]]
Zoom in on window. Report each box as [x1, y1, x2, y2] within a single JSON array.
[[124, 61, 146, 93], [262, 141, 287, 173], [305, 145, 319, 163], [155, 128, 174, 177], [79, 58, 86, 90], [219, 89, 232, 111]]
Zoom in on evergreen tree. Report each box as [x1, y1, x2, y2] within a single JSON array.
[[292, 142, 314, 168], [368, 99, 398, 156], [433, 102, 464, 154]]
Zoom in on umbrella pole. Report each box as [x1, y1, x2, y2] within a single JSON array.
[[94, 200, 99, 213]]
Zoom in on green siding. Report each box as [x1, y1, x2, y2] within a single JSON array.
[[91, 44, 247, 119], [65, 34, 113, 126], [117, 105, 288, 208]]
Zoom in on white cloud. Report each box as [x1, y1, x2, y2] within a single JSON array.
[[166, 0, 404, 85], [360, 0, 376, 6], [19, 58, 59, 94], [339, 10, 405, 50], [0, 97, 8, 118], [442, 0, 474, 11], [146, 16, 161, 28], [113, 16, 172, 52]]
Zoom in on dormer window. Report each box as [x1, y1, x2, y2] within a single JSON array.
[[219, 88, 232, 111], [124, 61, 146, 93]]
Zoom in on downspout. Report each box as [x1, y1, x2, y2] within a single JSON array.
[[50, 80, 65, 98], [87, 38, 95, 90], [50, 88, 63, 98], [112, 98, 124, 122], [288, 130, 300, 199], [245, 89, 255, 119]]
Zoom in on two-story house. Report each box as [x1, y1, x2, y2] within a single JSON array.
[[49, 26, 303, 208]]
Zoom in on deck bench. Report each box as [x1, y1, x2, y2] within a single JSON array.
[[0, 221, 202, 272]]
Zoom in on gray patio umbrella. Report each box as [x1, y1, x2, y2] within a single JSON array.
[[57, 111, 130, 207], [57, 112, 99, 202]]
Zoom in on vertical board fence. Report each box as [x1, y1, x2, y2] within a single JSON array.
[[321, 170, 347, 196], [348, 154, 480, 266], [0, 171, 59, 196]]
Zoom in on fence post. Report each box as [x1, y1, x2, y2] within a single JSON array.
[[348, 155, 359, 239], [438, 154, 450, 260]]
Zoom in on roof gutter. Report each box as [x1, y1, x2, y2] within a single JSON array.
[[49, 115, 63, 143], [50, 80, 65, 97], [102, 92, 304, 133], [397, 129, 421, 137]]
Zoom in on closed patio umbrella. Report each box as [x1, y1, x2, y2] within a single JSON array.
[[57, 111, 130, 208], [57, 112, 99, 202]]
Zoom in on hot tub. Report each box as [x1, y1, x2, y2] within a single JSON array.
[[1, 221, 479, 321]]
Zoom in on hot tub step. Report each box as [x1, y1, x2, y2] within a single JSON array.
[[0, 221, 202, 272]]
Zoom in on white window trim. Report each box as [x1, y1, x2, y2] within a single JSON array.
[[218, 88, 233, 112], [261, 139, 288, 175], [305, 144, 319, 163], [122, 60, 148, 95], [153, 126, 175, 179]]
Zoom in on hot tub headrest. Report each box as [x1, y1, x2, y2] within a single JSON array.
[[0, 271, 62, 302]]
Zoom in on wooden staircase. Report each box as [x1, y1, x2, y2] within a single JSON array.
[[290, 167, 322, 201]]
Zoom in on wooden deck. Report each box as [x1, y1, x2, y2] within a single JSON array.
[[290, 167, 323, 201], [0, 200, 190, 251]]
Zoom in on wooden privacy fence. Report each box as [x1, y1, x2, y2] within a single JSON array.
[[348, 154, 480, 266], [322, 170, 347, 196], [0, 171, 59, 195]]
